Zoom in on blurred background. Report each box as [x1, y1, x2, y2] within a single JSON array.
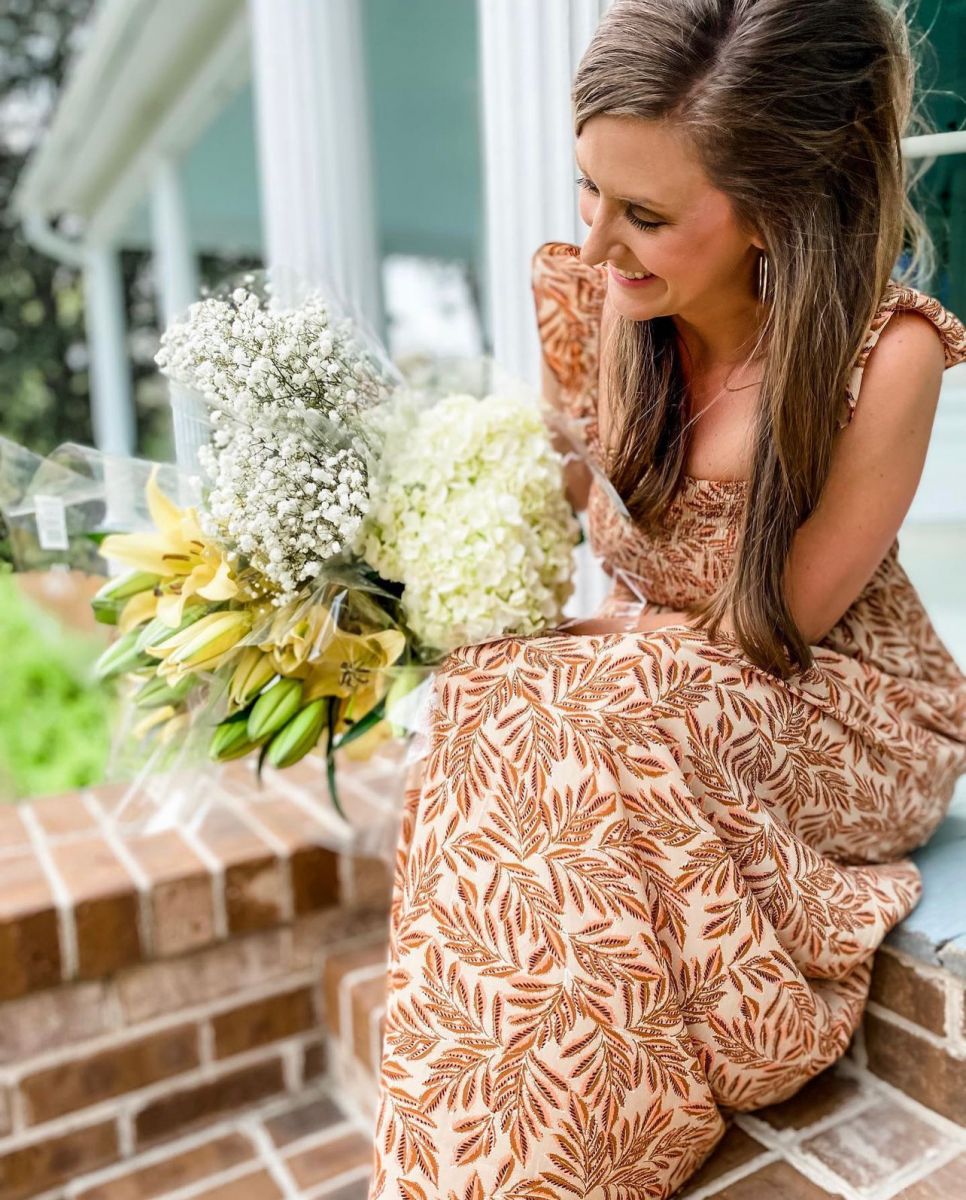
[[1, 0, 965, 801]]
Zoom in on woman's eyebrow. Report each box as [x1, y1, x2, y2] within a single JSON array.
[[574, 154, 669, 214]]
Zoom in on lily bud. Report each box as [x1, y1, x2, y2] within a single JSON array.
[[132, 704, 177, 740], [134, 673, 196, 709], [135, 604, 209, 654], [210, 713, 262, 762], [149, 610, 252, 672], [229, 647, 278, 708], [384, 666, 428, 737], [265, 698, 328, 769], [91, 571, 161, 624], [247, 677, 304, 743], [93, 629, 152, 680]]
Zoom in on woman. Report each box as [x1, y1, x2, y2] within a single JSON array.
[[368, 1, 966, 1196]]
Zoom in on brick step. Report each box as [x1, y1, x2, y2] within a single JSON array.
[[852, 792, 966, 1125], [850, 944, 966, 1126], [0, 764, 395, 1200], [321, 941, 390, 1124], [50, 1085, 372, 1200], [53, 1062, 966, 1200]]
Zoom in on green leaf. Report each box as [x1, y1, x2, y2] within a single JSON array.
[[330, 696, 387, 751]]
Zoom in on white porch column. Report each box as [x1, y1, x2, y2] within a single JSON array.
[[478, 0, 612, 381], [478, 0, 613, 619], [248, 0, 382, 336], [150, 156, 204, 479], [83, 243, 136, 457]]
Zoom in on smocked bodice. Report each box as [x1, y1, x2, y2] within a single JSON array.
[[532, 239, 966, 680]]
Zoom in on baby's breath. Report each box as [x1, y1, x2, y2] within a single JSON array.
[[155, 286, 394, 603]]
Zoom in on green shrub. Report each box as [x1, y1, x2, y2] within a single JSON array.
[[0, 575, 116, 800]]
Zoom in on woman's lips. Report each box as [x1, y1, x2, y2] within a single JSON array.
[[609, 264, 659, 288]]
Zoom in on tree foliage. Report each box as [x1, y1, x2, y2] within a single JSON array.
[[2, 0, 103, 456], [0, 0, 187, 464]]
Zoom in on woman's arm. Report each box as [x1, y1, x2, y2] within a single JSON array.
[[541, 354, 592, 513], [782, 311, 945, 644]]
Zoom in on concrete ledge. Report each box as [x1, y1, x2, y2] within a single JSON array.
[[884, 785, 966, 973]]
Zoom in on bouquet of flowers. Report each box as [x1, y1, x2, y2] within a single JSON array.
[[1, 271, 582, 852]]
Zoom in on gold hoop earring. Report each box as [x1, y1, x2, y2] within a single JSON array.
[[757, 251, 770, 302]]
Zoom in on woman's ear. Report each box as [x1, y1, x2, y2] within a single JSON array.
[[741, 217, 767, 253]]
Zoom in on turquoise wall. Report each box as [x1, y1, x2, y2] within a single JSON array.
[[119, 83, 263, 256], [182, 83, 263, 256], [360, 0, 486, 343], [121, 1, 488, 341], [909, 0, 966, 314]]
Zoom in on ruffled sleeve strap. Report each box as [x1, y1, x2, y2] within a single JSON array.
[[530, 240, 609, 425], [839, 281, 966, 430]]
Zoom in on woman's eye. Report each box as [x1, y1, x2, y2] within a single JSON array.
[[575, 176, 663, 232], [626, 213, 663, 232]]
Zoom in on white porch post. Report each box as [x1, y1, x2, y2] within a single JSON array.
[[248, 0, 382, 335], [83, 243, 136, 457], [477, 0, 612, 381], [478, 0, 613, 618], [150, 155, 204, 479]]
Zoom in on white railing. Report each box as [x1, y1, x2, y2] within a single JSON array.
[[902, 130, 966, 159]]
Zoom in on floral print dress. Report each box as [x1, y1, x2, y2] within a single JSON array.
[[366, 241, 966, 1200]]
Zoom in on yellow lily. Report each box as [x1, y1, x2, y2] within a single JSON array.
[[117, 587, 160, 634], [301, 627, 407, 725], [100, 467, 242, 626], [261, 602, 338, 677], [148, 609, 253, 681]]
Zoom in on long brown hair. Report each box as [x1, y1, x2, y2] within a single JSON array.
[[573, 0, 938, 679]]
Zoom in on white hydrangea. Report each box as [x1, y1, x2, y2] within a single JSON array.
[[355, 392, 581, 654], [155, 285, 395, 603]]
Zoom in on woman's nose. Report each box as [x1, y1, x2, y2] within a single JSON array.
[[580, 227, 616, 270]]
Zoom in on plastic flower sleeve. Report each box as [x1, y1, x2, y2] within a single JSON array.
[[535, 400, 632, 523], [532, 399, 658, 629], [3, 262, 589, 861], [0, 436, 195, 576]]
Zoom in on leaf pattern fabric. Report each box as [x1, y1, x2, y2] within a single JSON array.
[[366, 241, 966, 1199]]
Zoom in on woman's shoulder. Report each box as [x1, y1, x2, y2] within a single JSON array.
[[531, 241, 608, 395], [531, 240, 608, 308], [841, 279, 966, 429], [869, 280, 966, 367]]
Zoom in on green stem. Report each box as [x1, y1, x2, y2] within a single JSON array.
[[324, 695, 347, 821]]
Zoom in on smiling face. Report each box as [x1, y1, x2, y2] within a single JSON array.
[[576, 114, 766, 330]]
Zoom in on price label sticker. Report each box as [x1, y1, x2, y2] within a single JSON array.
[[33, 494, 70, 552]]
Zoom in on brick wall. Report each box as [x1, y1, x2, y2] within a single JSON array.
[[855, 944, 966, 1124], [0, 763, 393, 1199]]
